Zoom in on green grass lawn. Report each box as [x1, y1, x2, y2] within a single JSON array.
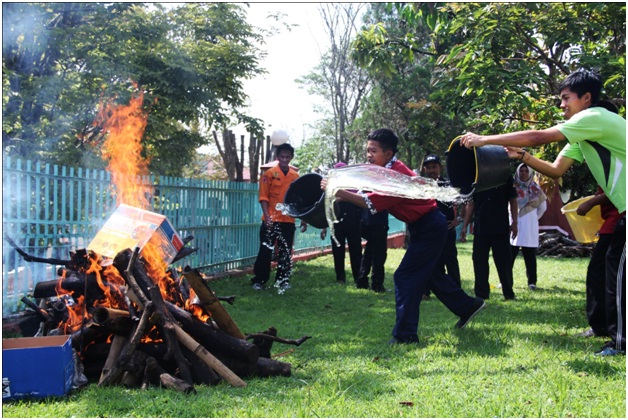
[[3, 241, 626, 418]]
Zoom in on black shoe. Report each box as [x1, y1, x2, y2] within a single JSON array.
[[388, 336, 419, 345], [336, 278, 346, 284], [355, 281, 369, 289], [456, 298, 486, 329], [371, 284, 385, 293], [504, 295, 516, 301]]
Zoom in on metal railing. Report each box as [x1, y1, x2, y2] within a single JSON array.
[[2, 156, 405, 316]]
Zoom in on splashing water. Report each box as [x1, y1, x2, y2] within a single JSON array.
[[261, 222, 294, 295], [325, 164, 465, 245]]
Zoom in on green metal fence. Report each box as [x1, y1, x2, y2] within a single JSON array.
[[2, 156, 405, 316]]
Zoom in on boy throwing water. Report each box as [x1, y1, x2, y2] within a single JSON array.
[[322, 128, 486, 344]]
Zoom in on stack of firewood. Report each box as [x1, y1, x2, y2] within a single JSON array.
[[10, 242, 311, 394], [537, 231, 595, 258]]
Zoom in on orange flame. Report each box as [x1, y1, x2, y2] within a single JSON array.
[[53, 87, 209, 340], [97, 90, 152, 209]]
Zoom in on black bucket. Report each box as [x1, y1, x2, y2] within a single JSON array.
[[445, 137, 511, 196], [283, 173, 328, 229]]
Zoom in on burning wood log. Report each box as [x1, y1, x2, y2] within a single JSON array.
[[90, 308, 134, 336], [172, 322, 247, 387], [144, 356, 196, 394], [165, 301, 259, 363], [98, 301, 155, 386], [120, 247, 193, 385], [180, 347, 222, 386], [182, 266, 245, 339], [121, 350, 148, 388], [98, 334, 128, 385]]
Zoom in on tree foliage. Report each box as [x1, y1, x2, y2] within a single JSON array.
[[2, 2, 266, 177], [352, 2, 626, 196], [351, 3, 465, 170]]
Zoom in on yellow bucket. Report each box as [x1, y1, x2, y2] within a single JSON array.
[[560, 195, 603, 244]]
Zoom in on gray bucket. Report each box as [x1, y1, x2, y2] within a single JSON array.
[[283, 173, 328, 229], [445, 137, 511, 196]]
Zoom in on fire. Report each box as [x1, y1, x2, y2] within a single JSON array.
[[97, 90, 152, 209], [53, 86, 207, 340], [55, 270, 86, 334]]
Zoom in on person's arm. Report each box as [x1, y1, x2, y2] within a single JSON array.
[[504, 148, 575, 179], [576, 192, 610, 216], [335, 189, 368, 208], [461, 127, 565, 148], [509, 197, 518, 239], [460, 200, 474, 242], [260, 200, 271, 226]]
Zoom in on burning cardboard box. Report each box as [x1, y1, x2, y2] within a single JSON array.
[[88, 204, 183, 264]]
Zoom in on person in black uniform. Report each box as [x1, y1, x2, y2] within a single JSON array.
[[326, 162, 363, 284], [422, 154, 462, 287], [461, 177, 518, 300], [357, 207, 389, 292]]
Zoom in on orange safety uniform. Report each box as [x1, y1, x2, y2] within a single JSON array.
[[258, 166, 300, 223]]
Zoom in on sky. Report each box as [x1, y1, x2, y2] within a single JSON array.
[[196, 2, 329, 153], [240, 3, 328, 146]]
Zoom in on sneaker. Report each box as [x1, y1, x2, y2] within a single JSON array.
[[279, 281, 291, 290], [528, 284, 537, 290], [456, 298, 486, 329], [594, 346, 625, 357], [252, 283, 263, 291], [576, 328, 597, 338]]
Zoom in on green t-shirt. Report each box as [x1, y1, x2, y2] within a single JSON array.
[[557, 107, 626, 213]]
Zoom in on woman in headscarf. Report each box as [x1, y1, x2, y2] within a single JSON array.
[[510, 163, 547, 290]]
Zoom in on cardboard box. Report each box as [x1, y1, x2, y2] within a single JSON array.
[[88, 204, 184, 264], [2, 335, 75, 400]]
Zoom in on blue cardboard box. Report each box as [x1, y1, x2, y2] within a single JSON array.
[[2, 335, 74, 400]]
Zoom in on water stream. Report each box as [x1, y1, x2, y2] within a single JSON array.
[[323, 164, 466, 245]]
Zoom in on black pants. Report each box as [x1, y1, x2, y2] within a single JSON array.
[[426, 227, 461, 296], [331, 216, 363, 283], [585, 233, 612, 336], [443, 228, 461, 286], [358, 223, 388, 289], [251, 222, 296, 285], [605, 215, 625, 351], [511, 246, 538, 286], [472, 233, 515, 299]]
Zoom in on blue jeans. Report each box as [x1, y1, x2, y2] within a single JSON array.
[[392, 209, 476, 340]]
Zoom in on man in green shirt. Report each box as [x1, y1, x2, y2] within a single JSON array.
[[461, 68, 625, 356]]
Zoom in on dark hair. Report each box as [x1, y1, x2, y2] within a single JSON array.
[[276, 143, 294, 157], [367, 128, 399, 154], [558, 68, 603, 105]]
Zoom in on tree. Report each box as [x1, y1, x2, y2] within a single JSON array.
[[297, 3, 371, 165], [351, 3, 465, 170], [2, 3, 266, 177], [352, 2, 626, 197]]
